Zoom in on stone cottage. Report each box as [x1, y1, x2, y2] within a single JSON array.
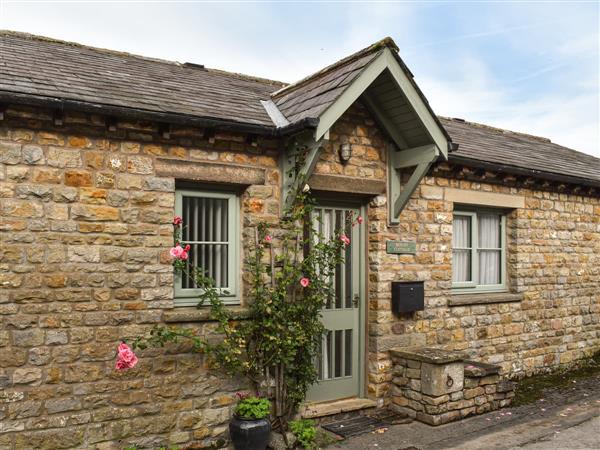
[[0, 31, 598, 448]]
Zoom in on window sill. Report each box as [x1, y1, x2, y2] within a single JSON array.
[[164, 305, 250, 323], [448, 292, 523, 306]]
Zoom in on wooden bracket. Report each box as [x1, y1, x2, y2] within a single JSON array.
[[53, 110, 64, 126], [392, 162, 432, 218], [106, 117, 118, 132], [389, 143, 439, 223], [159, 123, 171, 139], [281, 131, 327, 212]]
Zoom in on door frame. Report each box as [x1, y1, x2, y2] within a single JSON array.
[[309, 198, 368, 402]]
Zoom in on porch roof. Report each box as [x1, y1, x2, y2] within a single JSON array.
[[0, 30, 598, 187]]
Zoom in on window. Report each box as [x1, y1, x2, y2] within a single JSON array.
[[452, 209, 506, 292], [175, 189, 239, 305]]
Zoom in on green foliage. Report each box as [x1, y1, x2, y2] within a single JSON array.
[[289, 419, 317, 449], [132, 151, 361, 436], [234, 395, 272, 419]]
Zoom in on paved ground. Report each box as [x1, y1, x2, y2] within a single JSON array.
[[330, 374, 600, 450]]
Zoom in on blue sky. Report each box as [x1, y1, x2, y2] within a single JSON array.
[[1, 1, 598, 156]]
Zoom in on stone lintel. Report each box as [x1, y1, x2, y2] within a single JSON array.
[[390, 347, 467, 365], [464, 360, 501, 377], [308, 173, 386, 196], [155, 158, 266, 186]]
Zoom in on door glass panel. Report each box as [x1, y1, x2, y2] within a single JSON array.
[[334, 330, 343, 378], [322, 331, 332, 380], [344, 210, 353, 308], [344, 329, 353, 376]]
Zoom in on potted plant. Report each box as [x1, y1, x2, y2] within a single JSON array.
[[229, 393, 272, 450]]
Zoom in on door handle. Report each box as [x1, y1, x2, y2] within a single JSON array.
[[352, 294, 360, 308]]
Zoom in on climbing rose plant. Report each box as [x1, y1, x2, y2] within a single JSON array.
[[120, 160, 362, 438]]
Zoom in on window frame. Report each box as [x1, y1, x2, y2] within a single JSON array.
[[174, 189, 240, 306], [452, 208, 507, 293]]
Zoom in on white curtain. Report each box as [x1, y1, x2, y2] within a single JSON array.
[[452, 216, 471, 282], [479, 214, 501, 285]]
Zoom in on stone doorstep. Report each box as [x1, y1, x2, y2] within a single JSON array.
[[298, 398, 378, 420]]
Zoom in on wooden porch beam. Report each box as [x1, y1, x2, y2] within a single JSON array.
[[392, 144, 438, 169], [393, 161, 432, 218], [281, 132, 327, 211]]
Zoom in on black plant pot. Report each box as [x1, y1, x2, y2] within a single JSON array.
[[229, 416, 271, 450]]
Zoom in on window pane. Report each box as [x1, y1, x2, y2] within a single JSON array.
[[452, 215, 471, 282], [180, 195, 230, 290], [452, 249, 471, 282], [478, 214, 500, 248], [479, 250, 501, 285], [478, 214, 501, 285], [453, 215, 471, 248], [181, 243, 229, 289]]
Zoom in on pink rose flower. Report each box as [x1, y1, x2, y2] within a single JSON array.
[[356, 216, 363, 225], [264, 235, 272, 244], [180, 251, 189, 261], [115, 342, 138, 371], [340, 234, 350, 246], [300, 277, 310, 288], [170, 244, 185, 259]]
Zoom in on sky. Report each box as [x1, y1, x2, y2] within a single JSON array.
[[0, 1, 598, 157]]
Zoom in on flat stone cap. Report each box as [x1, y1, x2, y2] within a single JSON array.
[[389, 347, 467, 364], [464, 360, 501, 377]]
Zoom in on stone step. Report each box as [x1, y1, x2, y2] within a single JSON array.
[[299, 397, 378, 420]]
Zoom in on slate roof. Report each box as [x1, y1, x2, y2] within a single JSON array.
[[0, 31, 284, 128], [442, 118, 600, 186], [272, 46, 382, 123], [0, 30, 598, 187]]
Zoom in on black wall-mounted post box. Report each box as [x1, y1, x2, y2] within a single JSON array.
[[391, 281, 424, 314]]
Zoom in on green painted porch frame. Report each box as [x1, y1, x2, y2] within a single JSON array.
[[280, 47, 450, 221]]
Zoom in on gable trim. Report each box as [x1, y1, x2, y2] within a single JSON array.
[[314, 48, 449, 161]]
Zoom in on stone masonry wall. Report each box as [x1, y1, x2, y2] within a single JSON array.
[[0, 98, 599, 448], [0, 103, 284, 449], [366, 163, 600, 405], [0, 101, 387, 449]]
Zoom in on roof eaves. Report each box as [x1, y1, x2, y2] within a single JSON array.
[[0, 90, 314, 137], [448, 154, 600, 189]]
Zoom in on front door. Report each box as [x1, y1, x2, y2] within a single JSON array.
[[306, 204, 365, 402]]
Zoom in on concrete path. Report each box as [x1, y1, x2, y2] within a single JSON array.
[[330, 374, 600, 450]]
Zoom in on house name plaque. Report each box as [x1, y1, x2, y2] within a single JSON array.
[[386, 240, 417, 255]]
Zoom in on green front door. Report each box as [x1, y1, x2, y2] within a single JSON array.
[[307, 204, 365, 402]]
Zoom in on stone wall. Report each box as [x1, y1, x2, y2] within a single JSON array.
[[1, 99, 599, 448], [0, 104, 284, 449], [367, 163, 600, 405], [389, 347, 515, 425]]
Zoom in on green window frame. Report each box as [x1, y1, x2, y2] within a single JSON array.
[[174, 189, 240, 306], [452, 208, 507, 293]]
